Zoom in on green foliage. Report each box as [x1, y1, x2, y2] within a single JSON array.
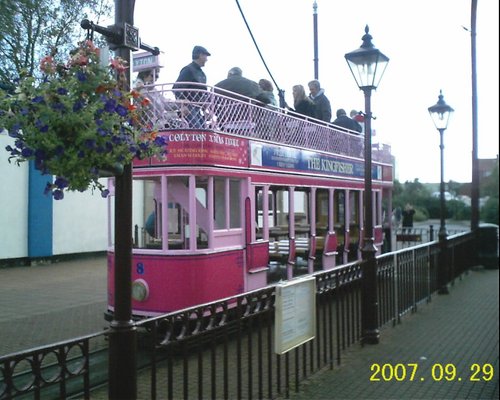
[[0, 0, 112, 85], [420, 196, 441, 219], [447, 200, 472, 221], [481, 161, 499, 198], [481, 197, 499, 224], [392, 179, 431, 209]]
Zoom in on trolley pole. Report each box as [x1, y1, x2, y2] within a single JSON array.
[[313, 1, 319, 80]]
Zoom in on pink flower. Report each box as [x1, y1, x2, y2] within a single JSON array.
[[109, 57, 128, 73], [40, 56, 56, 74]]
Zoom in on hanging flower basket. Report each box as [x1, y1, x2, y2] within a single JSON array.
[[0, 40, 166, 200]]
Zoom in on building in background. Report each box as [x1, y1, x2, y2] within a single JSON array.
[[0, 133, 108, 265]]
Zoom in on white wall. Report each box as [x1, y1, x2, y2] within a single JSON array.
[[52, 180, 109, 255], [0, 134, 29, 259]]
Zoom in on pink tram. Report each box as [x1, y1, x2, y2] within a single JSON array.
[[106, 64, 393, 319]]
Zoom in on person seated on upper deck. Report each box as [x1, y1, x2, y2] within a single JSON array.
[[214, 67, 261, 102], [285, 85, 316, 120], [134, 68, 173, 128], [350, 109, 365, 134], [332, 108, 362, 134], [257, 79, 278, 107]]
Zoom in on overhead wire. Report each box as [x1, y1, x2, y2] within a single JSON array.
[[234, 0, 286, 107]]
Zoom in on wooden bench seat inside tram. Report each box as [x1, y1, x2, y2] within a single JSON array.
[[269, 238, 310, 261], [396, 233, 422, 242]]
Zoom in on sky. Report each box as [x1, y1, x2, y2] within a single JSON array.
[[127, 0, 498, 183]]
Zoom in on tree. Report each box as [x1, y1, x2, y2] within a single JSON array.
[[0, 0, 112, 85]]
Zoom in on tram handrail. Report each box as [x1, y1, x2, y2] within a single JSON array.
[[135, 82, 393, 163]]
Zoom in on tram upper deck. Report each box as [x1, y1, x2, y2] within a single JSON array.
[[135, 82, 393, 168]]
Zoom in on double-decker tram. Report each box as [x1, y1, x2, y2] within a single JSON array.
[[106, 57, 393, 318]]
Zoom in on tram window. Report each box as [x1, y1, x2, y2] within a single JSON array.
[[196, 177, 209, 249], [229, 179, 241, 228], [214, 177, 226, 229], [349, 191, 360, 226], [256, 187, 264, 230], [294, 190, 309, 224], [375, 191, 381, 225], [108, 184, 115, 247], [255, 187, 273, 239], [294, 190, 310, 238], [167, 176, 190, 250], [316, 189, 329, 231], [275, 188, 289, 227], [132, 177, 162, 249], [335, 190, 345, 226]]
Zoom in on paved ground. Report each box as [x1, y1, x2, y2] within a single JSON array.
[[286, 266, 499, 400], [0, 256, 108, 355], [1, 234, 498, 399]]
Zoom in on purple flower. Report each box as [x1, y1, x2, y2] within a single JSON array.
[[154, 136, 167, 146], [97, 127, 108, 136], [44, 182, 53, 195], [84, 139, 96, 149], [104, 98, 117, 113], [8, 123, 22, 138], [35, 119, 49, 132], [54, 176, 69, 189], [73, 99, 85, 112], [115, 104, 128, 117], [53, 189, 64, 200], [57, 87, 68, 95], [55, 146, 64, 156], [5, 145, 20, 156], [101, 189, 110, 198], [21, 147, 34, 157], [32, 96, 45, 103], [35, 149, 46, 161], [77, 71, 87, 82], [51, 102, 65, 112]]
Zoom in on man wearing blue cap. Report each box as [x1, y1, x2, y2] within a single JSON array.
[[173, 45, 211, 128]]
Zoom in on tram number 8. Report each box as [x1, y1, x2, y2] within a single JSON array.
[[370, 363, 409, 381]]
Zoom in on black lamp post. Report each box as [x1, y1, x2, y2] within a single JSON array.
[[428, 90, 454, 295], [345, 26, 389, 345], [82, 1, 159, 398]]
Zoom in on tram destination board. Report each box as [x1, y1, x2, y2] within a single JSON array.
[[274, 276, 316, 355]]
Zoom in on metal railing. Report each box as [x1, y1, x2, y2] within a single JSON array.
[[0, 232, 475, 399], [136, 82, 393, 164], [393, 225, 469, 250]]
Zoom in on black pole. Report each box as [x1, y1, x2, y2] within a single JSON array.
[[470, 0, 480, 232], [438, 127, 449, 295], [360, 87, 379, 344], [108, 0, 137, 399], [313, 1, 319, 79]]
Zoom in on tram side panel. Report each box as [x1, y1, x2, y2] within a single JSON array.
[[107, 250, 244, 316]]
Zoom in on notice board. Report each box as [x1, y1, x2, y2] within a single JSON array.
[[274, 276, 316, 354]]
